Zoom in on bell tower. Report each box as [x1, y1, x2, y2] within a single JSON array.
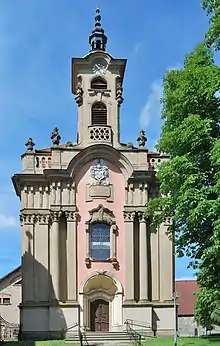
[[72, 7, 127, 148]]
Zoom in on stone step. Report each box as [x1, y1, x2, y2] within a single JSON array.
[[66, 331, 144, 342], [65, 330, 155, 344]]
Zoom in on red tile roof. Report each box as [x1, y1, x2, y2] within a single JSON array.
[[176, 280, 199, 315]]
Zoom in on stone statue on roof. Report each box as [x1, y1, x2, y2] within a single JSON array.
[[51, 127, 61, 146]]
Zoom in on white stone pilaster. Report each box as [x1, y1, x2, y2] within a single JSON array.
[[34, 214, 50, 302], [110, 224, 117, 260], [65, 211, 77, 301], [51, 182, 56, 204], [20, 214, 35, 302], [138, 212, 149, 302], [159, 219, 173, 302], [39, 186, 43, 208], [45, 186, 50, 208], [56, 182, 61, 205], [85, 222, 90, 263], [50, 211, 60, 300], [124, 211, 135, 303], [125, 183, 129, 205], [29, 186, 34, 208]]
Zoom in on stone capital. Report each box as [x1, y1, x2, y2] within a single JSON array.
[[123, 211, 135, 222], [36, 213, 50, 225], [20, 213, 36, 225], [138, 211, 147, 223], [50, 211, 62, 223], [65, 211, 78, 222]]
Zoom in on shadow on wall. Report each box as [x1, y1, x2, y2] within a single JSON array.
[[19, 230, 67, 341], [152, 310, 160, 337]]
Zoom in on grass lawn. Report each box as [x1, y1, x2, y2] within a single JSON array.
[[2, 337, 220, 346], [143, 336, 220, 346], [1, 342, 74, 346]]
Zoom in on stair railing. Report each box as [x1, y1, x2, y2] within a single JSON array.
[[125, 319, 151, 331], [124, 320, 142, 346], [65, 322, 84, 346]]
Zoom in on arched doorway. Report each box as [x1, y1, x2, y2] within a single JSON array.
[[79, 271, 123, 331], [90, 299, 109, 331]]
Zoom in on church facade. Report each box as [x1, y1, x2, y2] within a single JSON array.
[[12, 8, 174, 340]]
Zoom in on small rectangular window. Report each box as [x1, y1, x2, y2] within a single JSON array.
[[3, 297, 11, 305]]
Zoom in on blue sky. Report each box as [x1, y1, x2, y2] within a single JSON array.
[[0, 0, 210, 278]]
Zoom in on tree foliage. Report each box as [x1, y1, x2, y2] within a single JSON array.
[[145, 43, 220, 325], [202, 0, 220, 50]]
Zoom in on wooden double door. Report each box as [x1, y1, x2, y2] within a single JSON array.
[[90, 299, 109, 331]]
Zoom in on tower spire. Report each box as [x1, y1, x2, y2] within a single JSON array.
[[89, 7, 107, 52]]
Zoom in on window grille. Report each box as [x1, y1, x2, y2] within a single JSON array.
[[90, 223, 110, 260]]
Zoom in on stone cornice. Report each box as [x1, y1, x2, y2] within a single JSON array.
[[12, 171, 73, 197], [43, 169, 71, 181], [129, 171, 158, 181], [123, 206, 145, 213], [123, 301, 174, 308], [19, 301, 80, 308]]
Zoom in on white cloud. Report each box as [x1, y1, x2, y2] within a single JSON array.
[[0, 214, 17, 229], [167, 63, 182, 71], [139, 63, 181, 130], [175, 277, 196, 281], [140, 80, 163, 129], [133, 42, 142, 56]]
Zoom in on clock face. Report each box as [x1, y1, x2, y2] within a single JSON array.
[[92, 63, 107, 76]]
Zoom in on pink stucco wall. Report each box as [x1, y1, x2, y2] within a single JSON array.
[[75, 160, 125, 292]]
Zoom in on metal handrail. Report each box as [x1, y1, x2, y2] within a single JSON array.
[[65, 322, 84, 346], [125, 319, 151, 330], [125, 320, 142, 346], [65, 322, 79, 331]]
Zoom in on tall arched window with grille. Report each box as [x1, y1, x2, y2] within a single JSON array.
[[90, 222, 111, 261], [91, 102, 107, 125], [91, 77, 107, 90]]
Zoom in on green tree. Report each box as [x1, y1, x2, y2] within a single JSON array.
[[146, 42, 220, 324], [202, 0, 220, 50]]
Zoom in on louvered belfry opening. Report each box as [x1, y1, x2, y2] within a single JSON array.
[[91, 77, 107, 90], [91, 102, 107, 125]]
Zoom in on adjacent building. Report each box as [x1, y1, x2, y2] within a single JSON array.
[[11, 8, 174, 340]]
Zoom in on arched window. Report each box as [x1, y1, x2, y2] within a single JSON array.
[[41, 157, 46, 168], [96, 40, 101, 50], [91, 102, 107, 125], [48, 157, 52, 168], [91, 77, 107, 90], [90, 222, 110, 261]]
